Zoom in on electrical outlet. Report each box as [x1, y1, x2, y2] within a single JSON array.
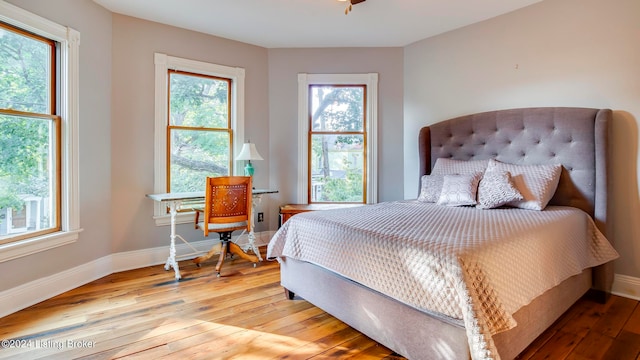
[[257, 212, 264, 222]]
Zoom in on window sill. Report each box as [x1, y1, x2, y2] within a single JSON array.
[[0, 229, 83, 263]]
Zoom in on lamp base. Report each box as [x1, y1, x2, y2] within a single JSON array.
[[244, 162, 254, 176]]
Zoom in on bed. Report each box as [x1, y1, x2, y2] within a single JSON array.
[[267, 107, 619, 360]]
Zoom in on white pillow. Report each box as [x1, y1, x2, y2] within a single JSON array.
[[437, 172, 482, 207], [418, 175, 445, 203], [486, 159, 562, 211], [431, 158, 489, 175], [476, 170, 524, 209]]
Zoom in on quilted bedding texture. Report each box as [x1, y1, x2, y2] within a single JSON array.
[[266, 201, 619, 360]]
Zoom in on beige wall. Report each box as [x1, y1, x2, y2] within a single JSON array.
[[404, 0, 640, 278], [0, 0, 113, 290], [0, 3, 271, 292], [110, 15, 270, 252], [267, 47, 404, 230]]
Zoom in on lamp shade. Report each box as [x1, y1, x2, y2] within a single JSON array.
[[236, 143, 264, 161]]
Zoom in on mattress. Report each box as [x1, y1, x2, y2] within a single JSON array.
[[267, 201, 619, 359]]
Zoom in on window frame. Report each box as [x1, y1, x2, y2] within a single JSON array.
[[0, 1, 81, 262], [297, 73, 378, 205], [0, 22, 60, 244], [166, 69, 233, 192], [308, 84, 367, 204], [153, 53, 245, 225]]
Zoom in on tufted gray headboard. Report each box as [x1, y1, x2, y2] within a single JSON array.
[[418, 107, 613, 296]]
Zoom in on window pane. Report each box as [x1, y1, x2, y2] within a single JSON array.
[[310, 86, 364, 132], [169, 129, 230, 192], [310, 134, 364, 202], [0, 27, 51, 113], [169, 72, 229, 128], [0, 115, 56, 239]]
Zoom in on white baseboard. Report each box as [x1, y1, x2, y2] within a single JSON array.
[[110, 238, 219, 273], [612, 273, 640, 301], [0, 230, 276, 319], [0, 256, 113, 320]]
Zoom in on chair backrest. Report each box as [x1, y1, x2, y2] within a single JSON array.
[[203, 176, 252, 236]]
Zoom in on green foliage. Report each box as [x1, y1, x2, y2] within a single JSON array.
[[310, 86, 365, 202], [0, 117, 50, 211], [0, 26, 53, 216], [168, 73, 231, 191], [0, 177, 23, 210], [310, 86, 363, 132], [169, 73, 228, 128], [320, 167, 363, 202], [0, 116, 49, 179], [0, 27, 49, 112]]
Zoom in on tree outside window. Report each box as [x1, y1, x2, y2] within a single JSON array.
[[168, 71, 232, 193], [309, 85, 366, 203], [0, 23, 59, 243], [153, 54, 245, 223]]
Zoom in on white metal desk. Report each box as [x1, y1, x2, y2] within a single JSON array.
[[146, 189, 278, 280]]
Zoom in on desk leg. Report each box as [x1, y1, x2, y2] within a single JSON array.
[[249, 194, 264, 261], [164, 200, 182, 280]]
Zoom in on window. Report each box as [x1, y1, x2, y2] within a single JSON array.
[[309, 85, 366, 203], [154, 54, 245, 224], [298, 74, 378, 204], [168, 70, 232, 192], [0, 2, 80, 261], [0, 22, 58, 243]]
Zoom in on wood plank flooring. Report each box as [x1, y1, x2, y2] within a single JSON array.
[[0, 254, 638, 359]]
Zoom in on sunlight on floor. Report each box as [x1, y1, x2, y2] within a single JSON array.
[[111, 317, 326, 359]]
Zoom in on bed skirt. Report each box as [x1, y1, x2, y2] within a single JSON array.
[[279, 258, 591, 360]]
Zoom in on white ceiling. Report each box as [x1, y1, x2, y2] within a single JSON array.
[[92, 0, 541, 48]]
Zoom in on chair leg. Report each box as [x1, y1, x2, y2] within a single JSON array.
[[228, 242, 259, 264], [194, 231, 230, 269], [195, 231, 258, 277], [215, 240, 228, 277], [194, 244, 219, 267]]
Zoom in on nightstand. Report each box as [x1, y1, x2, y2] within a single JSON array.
[[279, 203, 364, 226]]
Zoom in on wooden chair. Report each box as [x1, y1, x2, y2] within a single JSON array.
[[193, 176, 259, 277]]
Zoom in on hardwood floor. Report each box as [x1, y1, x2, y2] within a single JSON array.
[[1, 254, 639, 359]]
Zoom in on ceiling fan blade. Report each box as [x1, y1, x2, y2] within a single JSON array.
[[351, 0, 366, 4]]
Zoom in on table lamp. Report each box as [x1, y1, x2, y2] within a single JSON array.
[[236, 142, 263, 176]]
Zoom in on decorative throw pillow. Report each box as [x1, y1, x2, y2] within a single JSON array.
[[486, 159, 562, 211], [417, 175, 445, 203], [431, 158, 489, 175], [437, 172, 483, 207], [476, 170, 524, 209]]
